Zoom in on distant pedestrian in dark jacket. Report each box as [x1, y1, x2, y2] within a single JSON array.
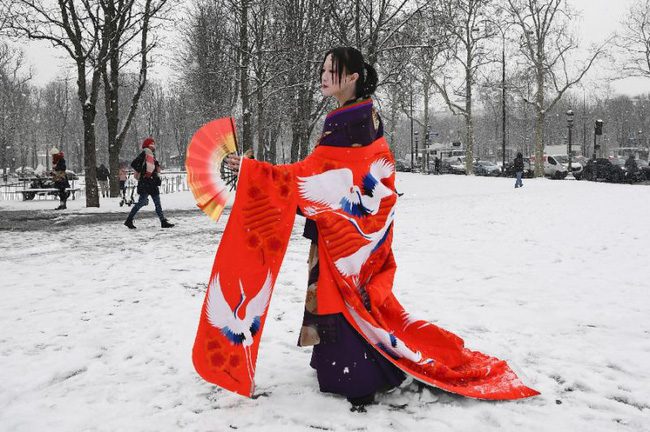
[[118, 164, 128, 197], [625, 154, 638, 182], [97, 164, 110, 197], [51, 149, 70, 210], [514, 152, 524, 189], [124, 138, 174, 229], [434, 156, 441, 174]]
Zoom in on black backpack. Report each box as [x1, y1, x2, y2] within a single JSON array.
[[131, 152, 145, 174]]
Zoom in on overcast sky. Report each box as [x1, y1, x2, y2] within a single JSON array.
[[17, 0, 650, 96]]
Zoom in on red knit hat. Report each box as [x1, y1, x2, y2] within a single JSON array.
[[142, 137, 155, 149]]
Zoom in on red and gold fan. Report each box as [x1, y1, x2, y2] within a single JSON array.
[[185, 118, 239, 222]]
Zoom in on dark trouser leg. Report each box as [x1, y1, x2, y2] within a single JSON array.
[[151, 194, 165, 221], [57, 188, 67, 209], [128, 193, 149, 220]]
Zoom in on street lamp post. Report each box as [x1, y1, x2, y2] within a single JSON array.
[[425, 125, 431, 174], [414, 131, 419, 173], [410, 92, 414, 170], [501, 30, 507, 171], [567, 109, 574, 177]]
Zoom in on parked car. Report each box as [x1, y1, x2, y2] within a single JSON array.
[[636, 159, 650, 180], [543, 155, 569, 179], [548, 154, 584, 179], [448, 156, 466, 175], [438, 159, 454, 174], [394, 159, 411, 172], [611, 157, 646, 183], [582, 158, 625, 183], [474, 160, 501, 177], [66, 170, 79, 180]]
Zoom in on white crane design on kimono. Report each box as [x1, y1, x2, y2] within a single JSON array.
[[206, 270, 274, 383], [298, 158, 395, 218], [347, 306, 434, 366], [334, 206, 396, 277]]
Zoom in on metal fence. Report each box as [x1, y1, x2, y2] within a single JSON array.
[[0, 172, 189, 201]]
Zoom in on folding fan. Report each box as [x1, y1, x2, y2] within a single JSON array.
[[185, 117, 239, 222]]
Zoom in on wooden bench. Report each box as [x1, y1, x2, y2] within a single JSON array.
[[17, 188, 81, 201]]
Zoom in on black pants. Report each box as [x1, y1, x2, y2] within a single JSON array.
[[58, 188, 68, 204]]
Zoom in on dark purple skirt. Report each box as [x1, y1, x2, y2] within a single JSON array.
[[309, 313, 405, 399]]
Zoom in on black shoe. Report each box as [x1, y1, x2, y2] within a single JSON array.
[[161, 219, 174, 228], [55, 204, 66, 210], [348, 392, 375, 410], [124, 219, 136, 229]]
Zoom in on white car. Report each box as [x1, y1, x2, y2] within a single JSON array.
[[447, 156, 466, 174], [475, 160, 501, 176], [547, 155, 583, 180], [541, 155, 568, 179]]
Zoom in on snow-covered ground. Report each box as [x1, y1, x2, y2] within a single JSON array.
[[1, 174, 648, 431]]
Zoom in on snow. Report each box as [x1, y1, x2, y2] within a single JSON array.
[[1, 174, 649, 431]]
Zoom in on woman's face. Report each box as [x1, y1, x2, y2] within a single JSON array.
[[321, 54, 356, 98]]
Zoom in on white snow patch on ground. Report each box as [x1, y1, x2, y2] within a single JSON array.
[[1, 174, 648, 431]]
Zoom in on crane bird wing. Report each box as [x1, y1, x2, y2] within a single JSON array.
[[347, 306, 423, 364], [206, 273, 247, 344], [362, 158, 394, 197], [244, 270, 274, 337], [206, 273, 234, 329], [298, 169, 367, 217]]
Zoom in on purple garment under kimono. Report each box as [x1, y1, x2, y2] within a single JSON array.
[[299, 98, 405, 399]]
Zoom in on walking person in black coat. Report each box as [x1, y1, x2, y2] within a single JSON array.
[[514, 152, 524, 188], [124, 138, 174, 229], [625, 154, 638, 183], [97, 164, 110, 197], [52, 149, 70, 210]]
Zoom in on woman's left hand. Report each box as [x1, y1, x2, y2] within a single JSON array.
[[226, 154, 242, 172]]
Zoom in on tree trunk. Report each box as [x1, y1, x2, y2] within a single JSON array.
[[256, 86, 265, 162], [534, 68, 545, 177], [82, 104, 100, 207], [423, 85, 430, 171], [290, 125, 300, 162], [267, 121, 279, 165], [105, 72, 120, 197], [240, 0, 253, 154], [465, 74, 474, 175]]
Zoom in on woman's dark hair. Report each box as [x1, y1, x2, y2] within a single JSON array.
[[321, 47, 378, 98]]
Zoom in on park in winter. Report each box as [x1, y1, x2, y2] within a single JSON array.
[[1, 0, 649, 431]]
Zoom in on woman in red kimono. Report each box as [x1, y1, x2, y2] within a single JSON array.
[[226, 48, 406, 407], [214, 47, 538, 408]]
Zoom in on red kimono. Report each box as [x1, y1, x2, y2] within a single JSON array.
[[192, 135, 539, 401]]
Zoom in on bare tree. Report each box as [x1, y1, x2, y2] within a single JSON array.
[[325, 0, 428, 66], [179, 0, 239, 120], [40, 76, 74, 169], [0, 42, 32, 175], [279, 0, 331, 162], [165, 83, 194, 167], [618, 0, 650, 79], [100, 0, 170, 197], [426, 0, 496, 175], [506, 0, 607, 176], [7, 0, 112, 206]]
